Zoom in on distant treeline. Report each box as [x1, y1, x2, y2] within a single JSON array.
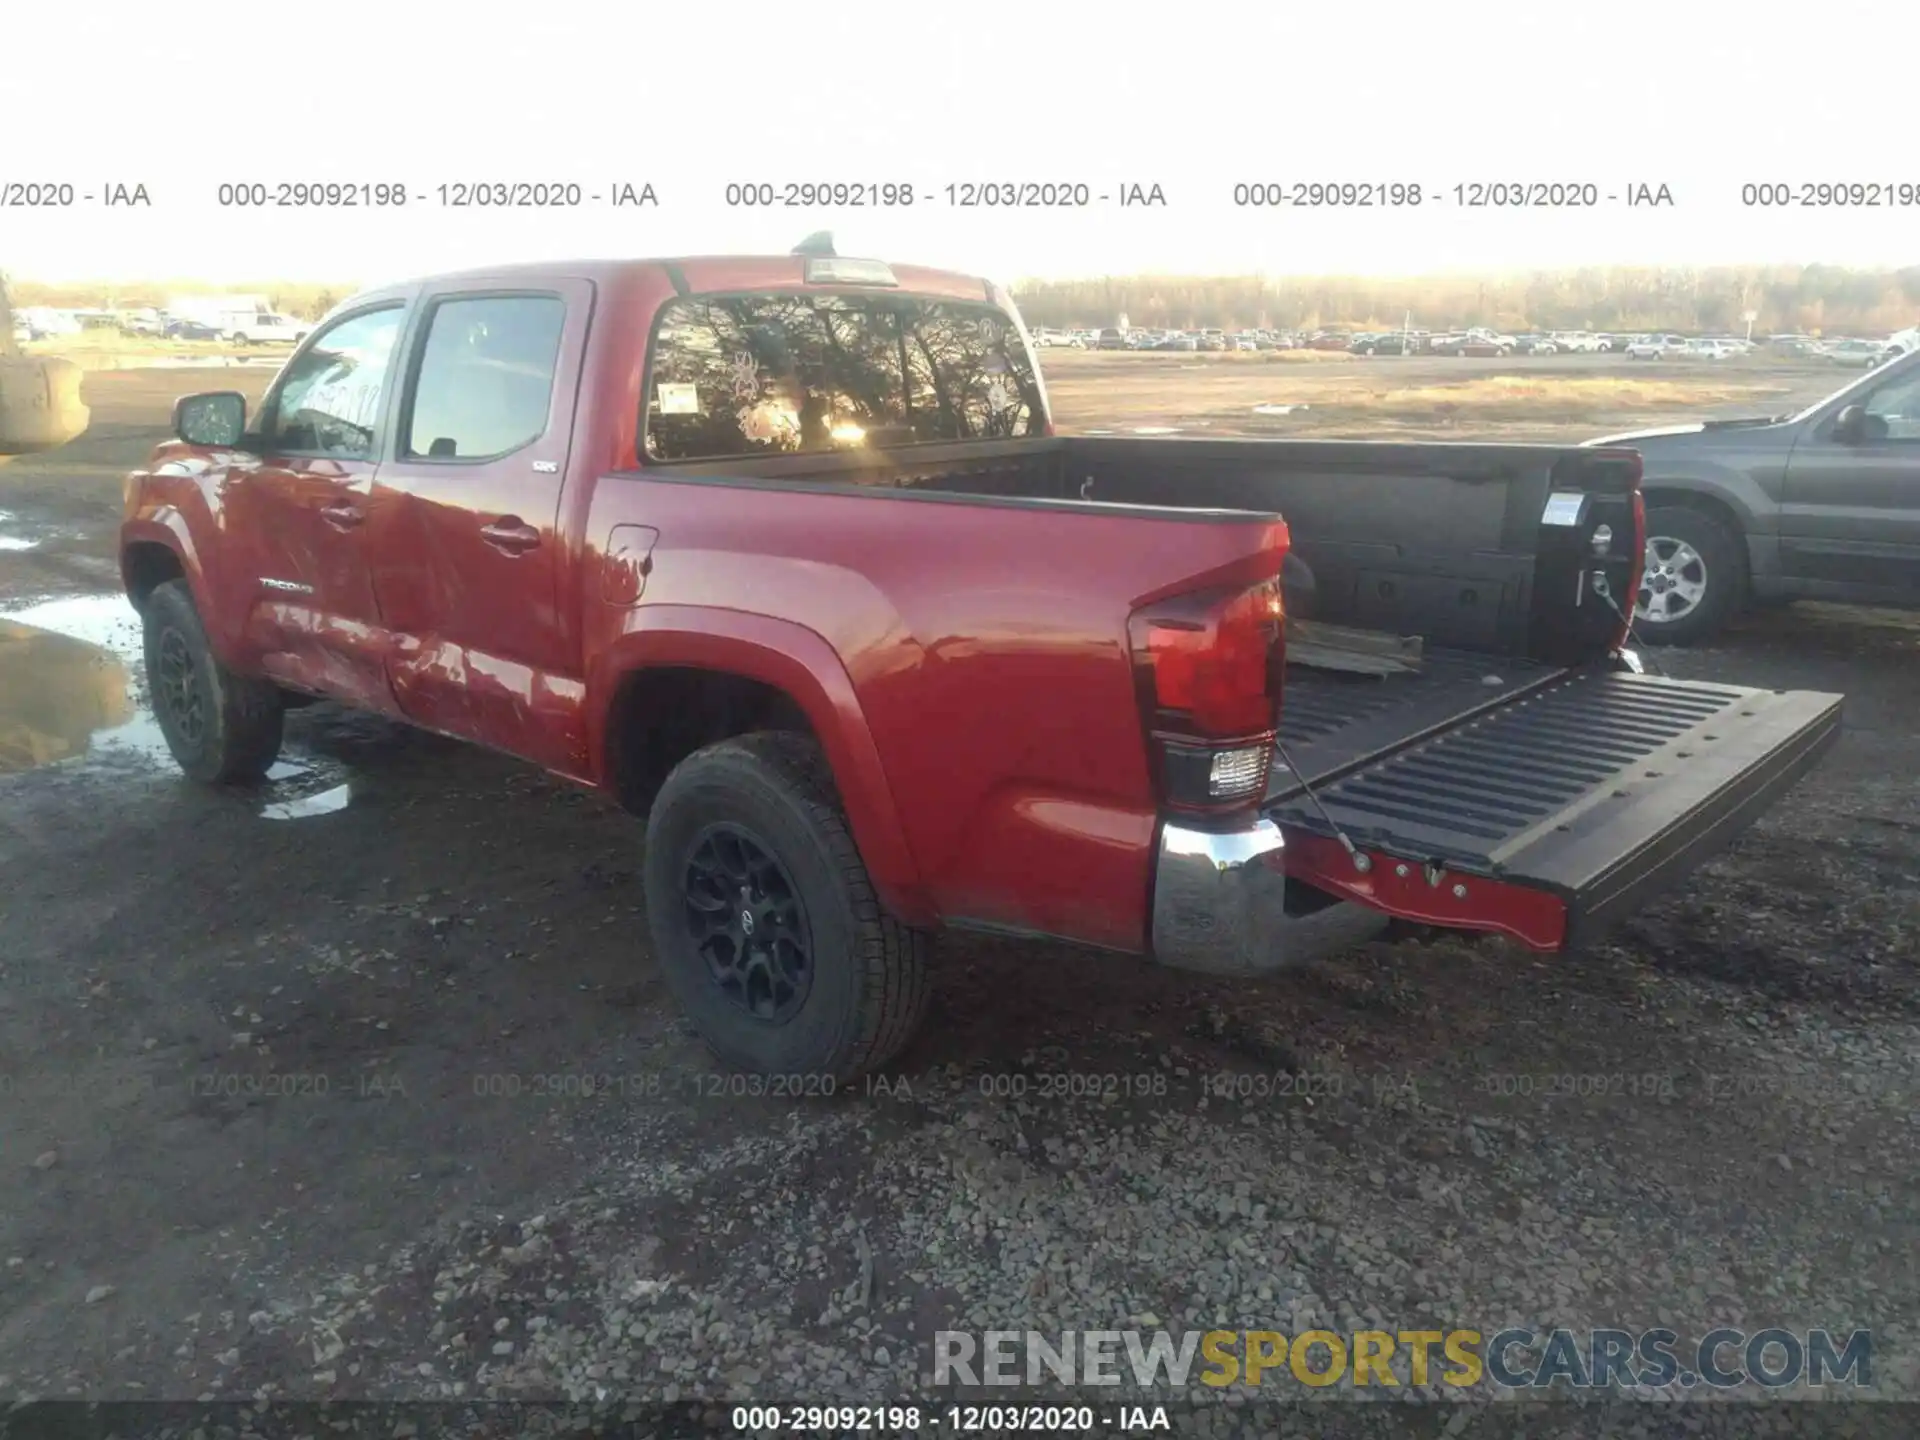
[[1009, 264, 1920, 335]]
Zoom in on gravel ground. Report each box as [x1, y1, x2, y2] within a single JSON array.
[[0, 367, 1914, 1433]]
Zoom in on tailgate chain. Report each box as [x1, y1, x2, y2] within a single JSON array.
[[1273, 737, 1368, 870], [1591, 570, 1670, 679]]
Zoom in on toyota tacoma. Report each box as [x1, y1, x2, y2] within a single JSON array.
[[119, 243, 1845, 1078]]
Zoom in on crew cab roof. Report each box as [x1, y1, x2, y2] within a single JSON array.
[[335, 255, 999, 312]]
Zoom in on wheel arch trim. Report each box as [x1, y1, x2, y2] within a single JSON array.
[[587, 606, 933, 927], [119, 514, 248, 663]]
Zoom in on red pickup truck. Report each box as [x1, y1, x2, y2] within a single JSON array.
[[119, 244, 1843, 1079]]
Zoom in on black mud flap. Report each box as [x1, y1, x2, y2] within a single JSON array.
[[1266, 670, 1843, 948]]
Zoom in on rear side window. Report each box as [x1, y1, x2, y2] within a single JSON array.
[[644, 293, 1042, 462], [403, 295, 566, 460]]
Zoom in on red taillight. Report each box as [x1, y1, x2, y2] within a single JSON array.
[[1616, 488, 1647, 649], [1133, 581, 1283, 736], [1129, 579, 1285, 814]]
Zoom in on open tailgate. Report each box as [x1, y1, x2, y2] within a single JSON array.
[[1264, 665, 1843, 950]]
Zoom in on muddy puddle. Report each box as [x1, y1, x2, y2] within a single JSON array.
[[0, 508, 45, 552], [261, 780, 352, 820], [0, 592, 352, 816], [0, 595, 170, 772]]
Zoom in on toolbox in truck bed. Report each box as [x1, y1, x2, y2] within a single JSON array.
[[1265, 657, 1844, 948]]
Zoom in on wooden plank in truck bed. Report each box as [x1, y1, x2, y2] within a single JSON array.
[[1286, 620, 1424, 676]]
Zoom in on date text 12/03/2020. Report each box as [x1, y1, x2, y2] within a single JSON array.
[[203, 181, 660, 208], [721, 182, 1167, 207], [728, 1405, 1170, 1432]]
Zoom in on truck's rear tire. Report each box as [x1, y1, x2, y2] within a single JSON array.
[[1636, 506, 1746, 647], [642, 731, 931, 1080], [141, 579, 284, 783]]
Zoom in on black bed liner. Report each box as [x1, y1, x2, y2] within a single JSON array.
[[1266, 652, 1843, 942], [1272, 646, 1570, 791]]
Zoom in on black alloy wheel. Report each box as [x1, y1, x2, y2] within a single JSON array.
[[683, 822, 814, 1022]]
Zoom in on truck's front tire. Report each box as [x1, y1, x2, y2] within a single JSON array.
[[642, 731, 931, 1080], [141, 579, 284, 783]]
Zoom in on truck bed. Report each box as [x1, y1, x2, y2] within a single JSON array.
[[648, 434, 1840, 947], [1272, 646, 1569, 793], [689, 432, 1648, 668]]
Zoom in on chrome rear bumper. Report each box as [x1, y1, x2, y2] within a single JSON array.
[[1150, 817, 1388, 976], [1150, 818, 1292, 975]]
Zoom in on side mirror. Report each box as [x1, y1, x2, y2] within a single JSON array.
[[173, 391, 247, 447], [1832, 403, 1872, 444]]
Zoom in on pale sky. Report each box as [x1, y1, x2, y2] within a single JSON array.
[[6, 0, 1915, 286]]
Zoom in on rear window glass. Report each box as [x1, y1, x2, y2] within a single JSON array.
[[644, 293, 1043, 462]]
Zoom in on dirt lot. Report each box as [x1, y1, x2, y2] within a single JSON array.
[[1037, 348, 1831, 440], [1, 357, 1915, 1427]]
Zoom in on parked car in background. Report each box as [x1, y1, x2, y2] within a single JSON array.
[[1825, 338, 1883, 368], [1549, 331, 1603, 353], [1626, 334, 1688, 359], [1352, 333, 1416, 356], [1459, 330, 1516, 357], [1511, 334, 1558, 355], [1029, 328, 1085, 349], [1231, 334, 1260, 352], [224, 312, 311, 346], [1095, 328, 1128, 350], [1881, 326, 1918, 361], [19, 308, 81, 338], [1587, 347, 1920, 645], [1155, 334, 1197, 351], [164, 319, 222, 341], [1682, 339, 1736, 361]]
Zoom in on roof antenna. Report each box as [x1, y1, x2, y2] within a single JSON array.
[[792, 231, 836, 257]]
